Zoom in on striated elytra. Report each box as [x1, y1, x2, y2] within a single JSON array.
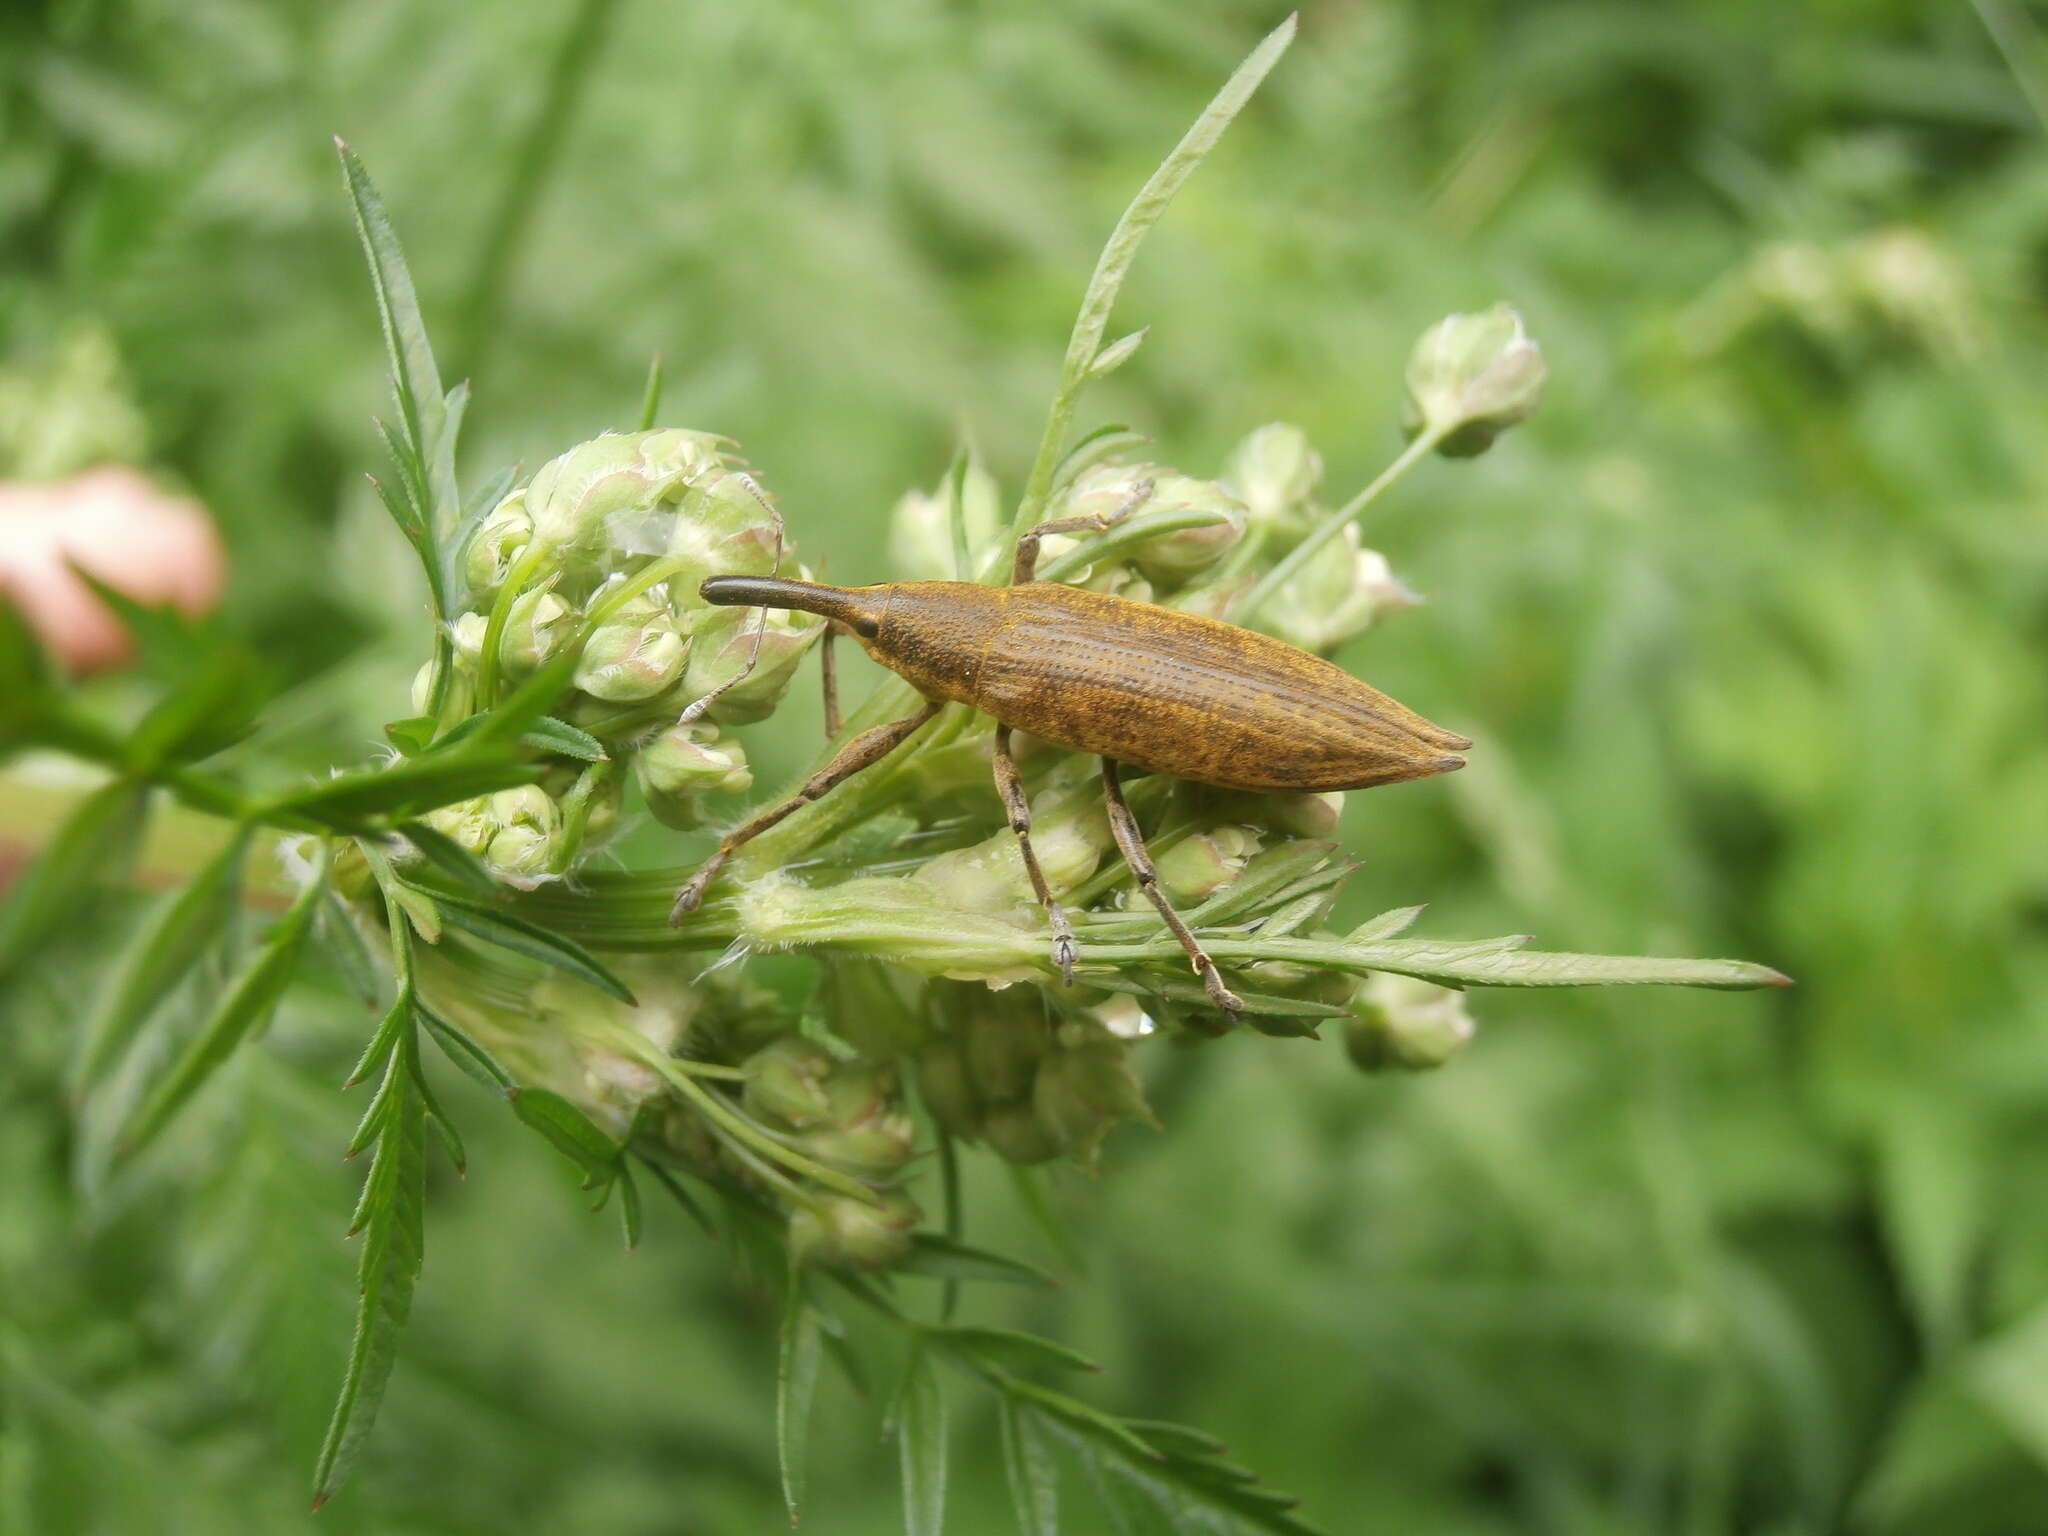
[[697, 574, 1470, 790]]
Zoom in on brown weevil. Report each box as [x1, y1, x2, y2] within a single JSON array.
[[668, 508, 1471, 1017]]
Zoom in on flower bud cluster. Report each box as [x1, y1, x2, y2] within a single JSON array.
[[916, 982, 1156, 1168]]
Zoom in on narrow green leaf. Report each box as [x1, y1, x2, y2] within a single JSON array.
[[1012, 13, 1296, 544], [1050, 424, 1148, 498], [615, 1159, 642, 1249], [267, 749, 537, 826], [897, 1233, 1057, 1288], [430, 894, 636, 1003], [344, 993, 411, 1089], [115, 866, 325, 1162], [1087, 327, 1148, 378], [73, 827, 251, 1091], [319, 888, 383, 1007], [416, 1001, 516, 1091], [383, 716, 438, 755], [937, 1326, 1101, 1376], [778, 1283, 823, 1524], [313, 1032, 427, 1509], [1000, 1402, 1061, 1536], [1350, 905, 1426, 942], [1333, 939, 1794, 991], [522, 715, 607, 763], [508, 1086, 622, 1178], [336, 139, 444, 499], [637, 354, 664, 432], [898, 1347, 948, 1536], [0, 595, 54, 734], [0, 778, 149, 979], [396, 822, 499, 896]]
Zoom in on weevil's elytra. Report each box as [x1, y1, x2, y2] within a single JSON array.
[[673, 533, 1471, 1017]]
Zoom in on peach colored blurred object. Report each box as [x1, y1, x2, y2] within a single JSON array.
[[0, 466, 227, 672]]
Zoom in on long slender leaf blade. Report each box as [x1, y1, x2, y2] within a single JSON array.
[[898, 1347, 947, 1536], [335, 140, 444, 481], [937, 1326, 1102, 1376], [313, 1037, 427, 1509], [115, 867, 325, 1161], [269, 750, 537, 826], [778, 1284, 823, 1524], [0, 779, 149, 979], [396, 822, 499, 896], [73, 828, 251, 1091], [508, 1086, 622, 1177], [415, 1001, 516, 1091], [897, 1233, 1057, 1288], [1000, 1402, 1061, 1536], [430, 895, 636, 1003], [1332, 939, 1794, 991]]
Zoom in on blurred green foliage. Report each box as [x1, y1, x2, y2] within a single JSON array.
[[5, 0, 2048, 1531]]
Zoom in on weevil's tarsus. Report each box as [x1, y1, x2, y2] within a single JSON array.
[[669, 699, 945, 922], [992, 724, 1077, 985], [1009, 478, 1153, 586], [1101, 757, 1243, 1017]]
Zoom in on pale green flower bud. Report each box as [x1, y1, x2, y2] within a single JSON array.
[[789, 1188, 920, 1269], [952, 987, 1051, 1106], [741, 1036, 835, 1128], [1260, 526, 1420, 654], [500, 587, 577, 675], [450, 612, 489, 672], [817, 1058, 898, 1129], [463, 489, 533, 596], [1062, 463, 1245, 582], [1031, 1025, 1156, 1166], [914, 782, 1108, 913], [981, 1101, 1065, 1165], [664, 469, 785, 595], [483, 784, 562, 885], [1344, 973, 1476, 1071], [1227, 423, 1323, 530], [821, 961, 928, 1060], [1202, 789, 1343, 840], [800, 1114, 918, 1181], [523, 429, 732, 584], [574, 617, 686, 702], [679, 607, 817, 726], [887, 458, 999, 581], [915, 1035, 984, 1140], [1402, 302, 1546, 458], [634, 722, 751, 830], [1153, 824, 1261, 904], [422, 794, 495, 856], [409, 661, 434, 715]]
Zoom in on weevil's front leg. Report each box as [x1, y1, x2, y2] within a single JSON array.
[[992, 725, 1076, 986], [1100, 758, 1243, 1018], [669, 699, 943, 922], [1009, 478, 1155, 585]]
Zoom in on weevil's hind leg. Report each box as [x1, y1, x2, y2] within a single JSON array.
[[676, 471, 788, 726], [819, 623, 843, 738], [1009, 478, 1156, 585], [992, 725, 1076, 986], [1100, 758, 1243, 1018], [670, 700, 944, 922]]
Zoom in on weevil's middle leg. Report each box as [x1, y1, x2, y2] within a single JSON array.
[[669, 699, 943, 922], [992, 725, 1077, 986], [1100, 757, 1243, 1018], [1009, 478, 1155, 585]]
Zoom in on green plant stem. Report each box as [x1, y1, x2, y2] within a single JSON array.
[[1234, 422, 1448, 624]]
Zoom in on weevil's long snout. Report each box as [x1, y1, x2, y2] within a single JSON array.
[[699, 575, 882, 630]]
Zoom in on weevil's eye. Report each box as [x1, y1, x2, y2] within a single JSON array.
[[854, 618, 880, 639]]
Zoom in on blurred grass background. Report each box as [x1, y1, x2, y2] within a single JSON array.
[[6, 1, 2048, 1531]]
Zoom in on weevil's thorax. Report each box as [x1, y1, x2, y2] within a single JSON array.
[[860, 581, 1008, 706]]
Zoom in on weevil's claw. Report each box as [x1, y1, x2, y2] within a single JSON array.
[[1052, 933, 1077, 988], [1194, 956, 1243, 1018], [669, 869, 714, 925]]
